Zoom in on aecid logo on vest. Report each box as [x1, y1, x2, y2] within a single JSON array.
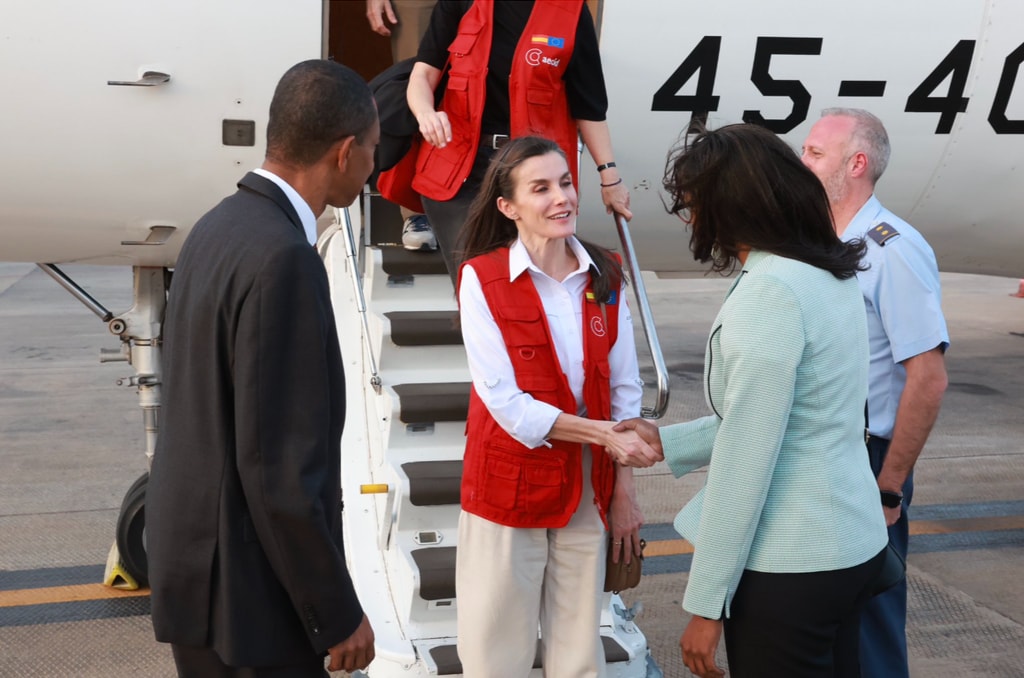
[[524, 47, 561, 68]]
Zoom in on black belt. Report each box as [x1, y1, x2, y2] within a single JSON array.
[[865, 433, 891, 445], [488, 134, 510, 149]]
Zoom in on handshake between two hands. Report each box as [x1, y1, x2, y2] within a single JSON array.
[[606, 417, 664, 468]]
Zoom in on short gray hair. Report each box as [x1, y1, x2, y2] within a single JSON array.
[[821, 107, 891, 183]]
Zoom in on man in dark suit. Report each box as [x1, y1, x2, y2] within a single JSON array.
[[147, 60, 378, 676]]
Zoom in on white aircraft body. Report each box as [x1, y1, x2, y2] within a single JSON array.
[[0, 1, 1020, 676]]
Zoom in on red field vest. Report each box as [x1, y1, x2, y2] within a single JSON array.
[[379, 0, 582, 210], [460, 248, 619, 528]]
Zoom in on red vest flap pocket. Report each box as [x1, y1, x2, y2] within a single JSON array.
[[526, 87, 555, 105], [446, 74, 469, 92], [497, 305, 541, 322], [525, 464, 562, 487], [448, 30, 481, 57]]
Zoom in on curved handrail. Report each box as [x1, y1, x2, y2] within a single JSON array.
[[613, 214, 669, 419]]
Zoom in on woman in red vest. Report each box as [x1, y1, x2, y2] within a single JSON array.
[[391, 0, 631, 285], [454, 136, 660, 676]]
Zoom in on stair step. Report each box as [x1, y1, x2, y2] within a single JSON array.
[[428, 636, 631, 675], [411, 546, 456, 601], [381, 246, 448, 277], [394, 382, 471, 424], [402, 461, 463, 506], [386, 311, 462, 346]]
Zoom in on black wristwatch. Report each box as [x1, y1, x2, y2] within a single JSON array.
[[880, 490, 903, 508]]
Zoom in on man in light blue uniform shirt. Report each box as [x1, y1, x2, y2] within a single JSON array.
[[803, 108, 949, 677]]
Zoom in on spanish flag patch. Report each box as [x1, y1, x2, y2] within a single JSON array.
[[531, 35, 565, 48]]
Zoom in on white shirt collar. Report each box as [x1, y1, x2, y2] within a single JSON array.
[[252, 168, 318, 246], [508, 236, 598, 281]]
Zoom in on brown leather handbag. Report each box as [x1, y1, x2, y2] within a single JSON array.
[[603, 538, 646, 593]]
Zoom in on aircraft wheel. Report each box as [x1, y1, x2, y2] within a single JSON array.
[[116, 472, 149, 587]]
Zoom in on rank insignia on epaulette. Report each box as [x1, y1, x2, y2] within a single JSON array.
[[867, 222, 900, 246]]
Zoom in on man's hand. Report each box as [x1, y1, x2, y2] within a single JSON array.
[[366, 0, 397, 36], [326, 614, 375, 672], [612, 418, 662, 458], [680, 616, 725, 678]]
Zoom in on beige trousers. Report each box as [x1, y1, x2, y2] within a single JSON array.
[[456, 451, 607, 677]]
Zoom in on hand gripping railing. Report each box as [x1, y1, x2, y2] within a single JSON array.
[[614, 214, 669, 419]]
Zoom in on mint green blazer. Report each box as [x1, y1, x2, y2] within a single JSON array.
[[662, 251, 888, 620]]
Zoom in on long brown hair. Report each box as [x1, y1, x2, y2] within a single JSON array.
[[457, 136, 624, 301]]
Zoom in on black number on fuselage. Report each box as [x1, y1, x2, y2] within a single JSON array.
[[651, 35, 722, 121], [905, 40, 974, 134], [989, 40, 1024, 133], [741, 37, 823, 134]]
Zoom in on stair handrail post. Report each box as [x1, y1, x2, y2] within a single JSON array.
[[613, 213, 670, 419]]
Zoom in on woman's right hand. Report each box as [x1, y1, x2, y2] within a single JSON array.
[[416, 110, 452, 149], [601, 422, 663, 467]]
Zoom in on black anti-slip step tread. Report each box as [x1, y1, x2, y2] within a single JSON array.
[[401, 460, 463, 506], [429, 636, 630, 674], [386, 311, 462, 346], [380, 246, 449, 277], [394, 382, 471, 424], [410, 546, 456, 601]]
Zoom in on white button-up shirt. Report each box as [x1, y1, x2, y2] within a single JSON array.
[[458, 237, 644, 449], [252, 168, 318, 246]]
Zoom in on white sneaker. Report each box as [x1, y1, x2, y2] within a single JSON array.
[[401, 215, 438, 251]]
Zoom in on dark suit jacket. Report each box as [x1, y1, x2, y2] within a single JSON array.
[[147, 172, 363, 666]]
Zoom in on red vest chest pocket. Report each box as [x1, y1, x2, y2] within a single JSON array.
[[496, 304, 546, 347]]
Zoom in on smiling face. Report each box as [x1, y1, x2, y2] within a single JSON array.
[[801, 115, 856, 206], [497, 151, 578, 243]]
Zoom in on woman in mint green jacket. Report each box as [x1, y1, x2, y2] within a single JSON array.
[[635, 124, 889, 677]]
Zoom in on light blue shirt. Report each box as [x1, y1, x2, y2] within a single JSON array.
[[660, 251, 888, 620], [843, 195, 949, 439]]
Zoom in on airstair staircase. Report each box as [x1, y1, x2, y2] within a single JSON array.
[[320, 193, 663, 677]]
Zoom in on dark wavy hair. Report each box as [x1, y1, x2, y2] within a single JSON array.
[[663, 123, 866, 279], [457, 136, 624, 302]]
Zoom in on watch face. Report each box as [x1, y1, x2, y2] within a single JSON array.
[[881, 491, 903, 508]]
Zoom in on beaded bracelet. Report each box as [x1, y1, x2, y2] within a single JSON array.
[[600, 178, 623, 188]]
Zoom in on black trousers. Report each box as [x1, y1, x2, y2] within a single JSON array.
[[421, 144, 496, 289], [723, 548, 886, 678], [170, 645, 328, 678]]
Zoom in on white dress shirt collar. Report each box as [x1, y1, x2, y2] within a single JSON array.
[[508, 236, 598, 282], [252, 168, 318, 246]]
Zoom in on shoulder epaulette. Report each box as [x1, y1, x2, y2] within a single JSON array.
[[867, 222, 900, 246]]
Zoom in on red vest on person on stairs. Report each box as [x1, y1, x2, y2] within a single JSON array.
[[459, 247, 619, 529], [378, 0, 582, 213]]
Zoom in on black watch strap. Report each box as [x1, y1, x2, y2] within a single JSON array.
[[880, 490, 903, 508]]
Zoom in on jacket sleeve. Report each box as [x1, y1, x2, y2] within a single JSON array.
[[659, 415, 720, 477], [682, 274, 805, 620], [233, 241, 363, 652]]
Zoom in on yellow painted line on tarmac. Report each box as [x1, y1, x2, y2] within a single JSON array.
[[0, 584, 150, 608], [645, 539, 694, 557], [910, 515, 1024, 535]]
